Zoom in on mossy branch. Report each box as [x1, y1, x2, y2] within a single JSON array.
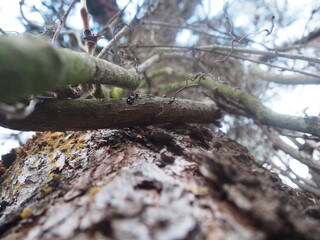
[[0, 36, 139, 102], [204, 78, 320, 137], [150, 68, 320, 137], [0, 96, 221, 131], [134, 62, 320, 137]]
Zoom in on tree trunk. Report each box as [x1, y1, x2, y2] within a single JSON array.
[[0, 124, 319, 240]]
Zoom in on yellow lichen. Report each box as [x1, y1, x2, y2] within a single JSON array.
[[87, 187, 101, 200], [41, 186, 53, 197], [78, 136, 86, 143], [50, 132, 65, 140], [68, 139, 76, 145], [43, 145, 52, 151], [20, 207, 32, 219], [15, 183, 22, 191], [47, 173, 62, 181], [48, 152, 58, 169], [14, 165, 21, 174], [76, 143, 84, 150]]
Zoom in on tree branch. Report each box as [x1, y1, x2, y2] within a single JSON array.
[[135, 52, 186, 73], [97, 0, 160, 59], [198, 44, 320, 64], [141, 20, 232, 41], [205, 78, 320, 137], [199, 45, 320, 63], [0, 97, 220, 131], [124, 44, 320, 64], [249, 64, 320, 84], [0, 36, 139, 102], [261, 126, 320, 171], [266, 154, 320, 197], [97, 17, 138, 59], [213, 51, 320, 79], [132, 47, 320, 79], [52, 0, 78, 45]]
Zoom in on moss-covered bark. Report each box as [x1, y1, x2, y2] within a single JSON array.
[[205, 79, 320, 137], [0, 36, 139, 102], [161, 76, 320, 137]]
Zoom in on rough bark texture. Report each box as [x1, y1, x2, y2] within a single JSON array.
[[0, 124, 319, 240]]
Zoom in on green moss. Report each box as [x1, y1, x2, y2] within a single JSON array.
[[111, 87, 124, 99]]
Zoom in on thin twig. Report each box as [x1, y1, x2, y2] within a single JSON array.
[[262, 126, 320, 171], [212, 50, 320, 79], [249, 64, 320, 84], [142, 20, 232, 41], [97, 0, 160, 59], [61, 30, 86, 51], [135, 49, 320, 81], [0, 28, 7, 35], [19, 0, 42, 29], [120, 44, 320, 64], [267, 156, 320, 196], [96, 0, 132, 39], [52, 0, 78, 45]]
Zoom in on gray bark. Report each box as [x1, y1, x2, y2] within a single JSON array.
[[0, 124, 319, 240]]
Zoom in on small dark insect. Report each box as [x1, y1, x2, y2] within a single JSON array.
[[126, 94, 135, 104], [126, 93, 141, 105], [135, 93, 141, 98]]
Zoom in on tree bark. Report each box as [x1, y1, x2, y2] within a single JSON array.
[[0, 124, 319, 240], [0, 97, 221, 131], [0, 36, 139, 102]]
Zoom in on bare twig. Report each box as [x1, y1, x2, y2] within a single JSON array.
[[19, 0, 42, 29], [206, 49, 320, 79], [0, 28, 7, 35], [221, 52, 320, 79], [273, 152, 315, 187], [134, 52, 188, 73], [122, 44, 320, 65], [135, 47, 320, 80], [97, 0, 160, 59], [278, 130, 320, 141], [298, 7, 320, 46], [267, 156, 320, 197], [262, 126, 320, 171], [61, 30, 86, 51], [249, 64, 320, 84], [52, 0, 78, 45], [141, 20, 232, 41], [207, 7, 275, 75], [97, 0, 132, 40], [200, 44, 320, 64], [0, 98, 39, 120]]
